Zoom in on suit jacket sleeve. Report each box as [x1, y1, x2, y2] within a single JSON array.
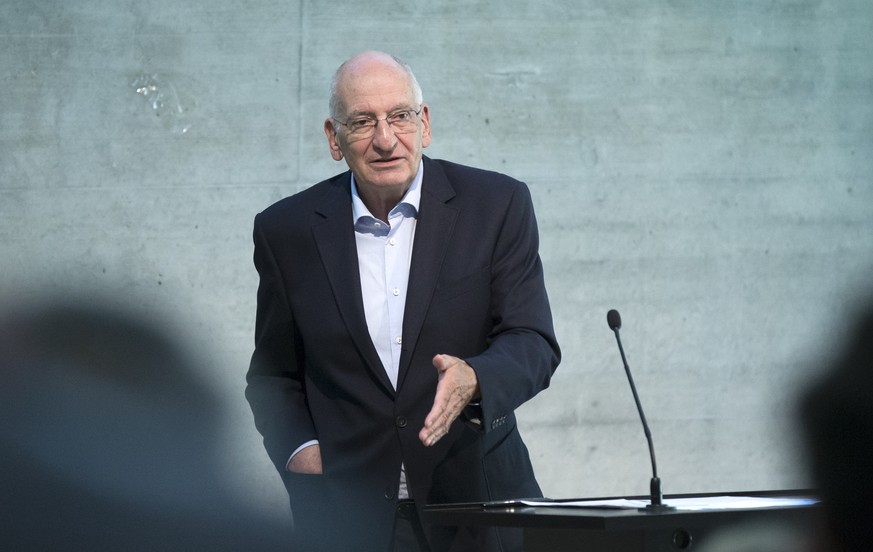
[[462, 179, 561, 433], [245, 212, 316, 473]]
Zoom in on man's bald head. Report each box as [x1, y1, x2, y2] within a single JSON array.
[[328, 51, 423, 120]]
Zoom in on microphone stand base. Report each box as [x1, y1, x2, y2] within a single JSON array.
[[638, 503, 677, 513]]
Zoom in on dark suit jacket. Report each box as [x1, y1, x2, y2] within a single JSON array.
[[246, 157, 560, 551]]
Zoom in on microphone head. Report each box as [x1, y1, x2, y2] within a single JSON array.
[[607, 309, 622, 330]]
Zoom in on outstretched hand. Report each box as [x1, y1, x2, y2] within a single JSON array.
[[419, 354, 480, 447]]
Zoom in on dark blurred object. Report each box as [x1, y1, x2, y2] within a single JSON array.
[[0, 299, 291, 551], [799, 301, 873, 552]]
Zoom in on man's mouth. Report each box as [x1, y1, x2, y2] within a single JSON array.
[[371, 157, 403, 167]]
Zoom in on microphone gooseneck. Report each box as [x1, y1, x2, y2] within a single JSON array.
[[606, 309, 674, 512]]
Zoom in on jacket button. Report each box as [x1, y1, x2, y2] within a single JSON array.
[[396, 416, 407, 428], [385, 488, 395, 500]]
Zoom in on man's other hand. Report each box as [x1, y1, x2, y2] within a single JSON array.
[[288, 444, 323, 474]]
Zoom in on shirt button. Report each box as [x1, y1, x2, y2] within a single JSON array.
[[392, 288, 400, 296], [389, 238, 397, 246], [395, 336, 402, 344]]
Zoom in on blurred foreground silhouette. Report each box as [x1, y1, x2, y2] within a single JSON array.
[[0, 297, 291, 551], [699, 297, 873, 552], [798, 299, 873, 552]]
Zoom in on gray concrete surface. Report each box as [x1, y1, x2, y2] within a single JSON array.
[[2, 0, 871, 520]]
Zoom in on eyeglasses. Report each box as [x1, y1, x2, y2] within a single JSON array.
[[333, 107, 422, 140]]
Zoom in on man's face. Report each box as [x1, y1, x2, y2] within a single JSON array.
[[324, 60, 431, 197]]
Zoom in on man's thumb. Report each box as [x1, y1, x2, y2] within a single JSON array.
[[432, 354, 449, 372]]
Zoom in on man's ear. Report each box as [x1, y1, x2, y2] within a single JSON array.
[[419, 104, 432, 148], [324, 119, 344, 161]]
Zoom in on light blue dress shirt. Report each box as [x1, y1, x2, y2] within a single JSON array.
[[351, 165, 422, 390]]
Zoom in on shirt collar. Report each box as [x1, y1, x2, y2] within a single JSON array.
[[351, 160, 423, 226]]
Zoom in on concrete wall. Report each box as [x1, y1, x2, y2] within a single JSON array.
[[3, 0, 871, 518]]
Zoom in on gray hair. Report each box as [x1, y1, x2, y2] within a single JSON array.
[[328, 54, 423, 120]]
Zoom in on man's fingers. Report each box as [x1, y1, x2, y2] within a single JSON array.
[[420, 385, 449, 445], [420, 354, 478, 447]]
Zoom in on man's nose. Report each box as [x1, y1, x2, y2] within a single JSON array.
[[371, 118, 397, 150]]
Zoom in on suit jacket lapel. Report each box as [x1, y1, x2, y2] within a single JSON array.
[[311, 175, 395, 395], [398, 158, 458, 389]]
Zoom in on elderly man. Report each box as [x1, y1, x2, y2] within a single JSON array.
[[246, 50, 560, 551]]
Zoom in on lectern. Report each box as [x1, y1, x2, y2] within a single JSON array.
[[423, 490, 820, 552]]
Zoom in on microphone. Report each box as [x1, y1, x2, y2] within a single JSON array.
[[607, 309, 674, 512]]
